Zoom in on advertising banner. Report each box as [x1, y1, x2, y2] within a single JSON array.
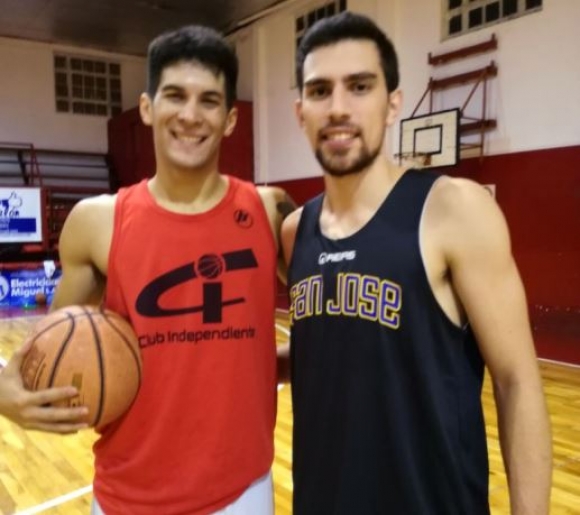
[[0, 187, 43, 243], [0, 261, 61, 308]]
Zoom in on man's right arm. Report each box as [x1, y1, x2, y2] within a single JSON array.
[[50, 197, 111, 309], [0, 197, 113, 433]]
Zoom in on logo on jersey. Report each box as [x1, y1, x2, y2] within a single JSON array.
[[318, 251, 356, 265], [234, 209, 253, 228], [289, 272, 402, 330], [136, 249, 257, 323]]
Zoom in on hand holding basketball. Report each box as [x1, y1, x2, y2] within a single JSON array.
[[20, 305, 142, 429], [0, 340, 88, 434]]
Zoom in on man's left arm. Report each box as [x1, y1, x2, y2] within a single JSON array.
[[444, 180, 552, 514], [257, 186, 298, 383], [257, 186, 297, 284]]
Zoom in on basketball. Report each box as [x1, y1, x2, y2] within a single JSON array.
[[20, 305, 142, 429]]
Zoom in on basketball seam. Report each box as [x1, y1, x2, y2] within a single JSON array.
[[101, 311, 142, 386], [46, 314, 76, 388], [21, 317, 74, 384], [83, 306, 106, 427]]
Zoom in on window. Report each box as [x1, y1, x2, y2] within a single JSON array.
[[295, 0, 347, 52], [54, 54, 123, 117], [443, 0, 542, 38]]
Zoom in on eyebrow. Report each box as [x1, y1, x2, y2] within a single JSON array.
[[345, 72, 378, 82], [201, 90, 224, 99], [160, 84, 183, 92], [304, 72, 379, 87], [159, 84, 224, 98]]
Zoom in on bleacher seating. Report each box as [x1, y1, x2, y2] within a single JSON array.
[[0, 142, 111, 261]]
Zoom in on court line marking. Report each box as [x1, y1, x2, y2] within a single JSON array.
[[275, 323, 289, 391], [0, 314, 45, 323], [14, 485, 93, 515], [539, 357, 580, 370], [275, 323, 289, 337]]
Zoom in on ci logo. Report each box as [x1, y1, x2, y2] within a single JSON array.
[[136, 249, 257, 323], [234, 209, 253, 228]]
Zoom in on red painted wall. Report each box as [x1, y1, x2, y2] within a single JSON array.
[[271, 145, 580, 363], [219, 101, 254, 181], [448, 145, 580, 309], [107, 106, 156, 189], [269, 176, 324, 206], [449, 145, 580, 363]]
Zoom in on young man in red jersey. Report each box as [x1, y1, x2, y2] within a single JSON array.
[[0, 25, 294, 515]]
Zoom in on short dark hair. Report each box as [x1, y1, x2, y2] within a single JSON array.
[[146, 25, 238, 109], [295, 12, 399, 93]]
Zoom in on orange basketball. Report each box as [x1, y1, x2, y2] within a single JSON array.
[[20, 305, 142, 429]]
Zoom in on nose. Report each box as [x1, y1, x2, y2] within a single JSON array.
[[178, 99, 202, 124], [328, 87, 350, 121]]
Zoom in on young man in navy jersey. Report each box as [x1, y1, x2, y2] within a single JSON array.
[[281, 11, 552, 515]]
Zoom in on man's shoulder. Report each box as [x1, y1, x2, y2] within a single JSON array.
[[428, 175, 495, 217], [281, 206, 303, 232], [425, 175, 509, 253], [255, 184, 286, 203], [256, 185, 297, 223], [67, 193, 117, 228], [77, 193, 117, 212]]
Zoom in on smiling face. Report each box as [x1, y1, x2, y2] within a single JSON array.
[[296, 39, 401, 177], [140, 60, 237, 175]]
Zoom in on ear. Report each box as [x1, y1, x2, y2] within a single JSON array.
[[385, 89, 403, 128], [223, 105, 238, 137], [139, 93, 153, 126], [294, 98, 305, 128]]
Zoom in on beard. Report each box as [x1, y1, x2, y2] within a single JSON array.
[[315, 139, 382, 177]]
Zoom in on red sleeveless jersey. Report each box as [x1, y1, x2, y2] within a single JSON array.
[[94, 177, 278, 515]]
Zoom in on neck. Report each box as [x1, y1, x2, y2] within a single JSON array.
[[148, 165, 228, 214], [322, 157, 405, 214]]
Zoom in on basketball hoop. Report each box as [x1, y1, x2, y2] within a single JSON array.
[[398, 109, 460, 169], [395, 152, 432, 169]]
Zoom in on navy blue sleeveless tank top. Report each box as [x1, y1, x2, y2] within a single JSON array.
[[288, 169, 489, 515]]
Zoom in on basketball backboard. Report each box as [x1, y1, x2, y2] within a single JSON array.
[[398, 108, 459, 169]]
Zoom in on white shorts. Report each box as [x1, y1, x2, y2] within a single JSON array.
[[91, 471, 273, 515]]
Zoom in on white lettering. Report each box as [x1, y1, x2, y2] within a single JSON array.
[[318, 251, 357, 265]]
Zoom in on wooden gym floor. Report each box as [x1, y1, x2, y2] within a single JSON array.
[[0, 311, 578, 514]]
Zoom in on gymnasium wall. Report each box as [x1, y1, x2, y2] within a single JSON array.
[[393, 0, 580, 155], [239, 0, 580, 183], [449, 146, 580, 364], [228, 28, 254, 103], [0, 36, 145, 153]]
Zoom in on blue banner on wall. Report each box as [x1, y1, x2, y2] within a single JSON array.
[[0, 262, 61, 308], [0, 188, 43, 243]]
